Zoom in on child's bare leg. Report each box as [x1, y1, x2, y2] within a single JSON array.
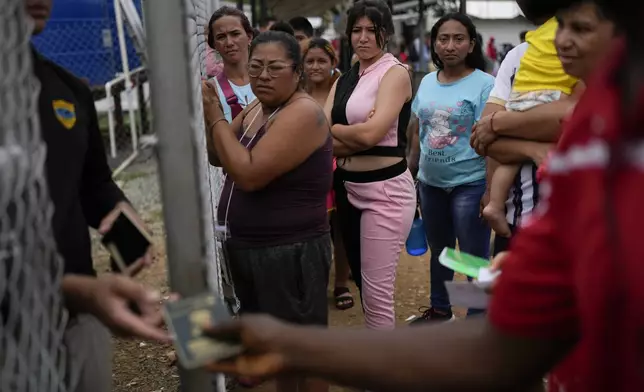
[[483, 164, 520, 237]]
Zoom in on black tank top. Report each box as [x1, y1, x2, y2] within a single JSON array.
[[217, 116, 333, 249]]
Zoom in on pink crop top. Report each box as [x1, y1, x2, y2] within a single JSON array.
[[331, 53, 411, 157]]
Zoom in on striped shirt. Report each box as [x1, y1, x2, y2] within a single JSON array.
[[487, 43, 538, 227]]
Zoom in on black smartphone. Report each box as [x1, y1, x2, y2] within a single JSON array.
[[101, 209, 152, 274]]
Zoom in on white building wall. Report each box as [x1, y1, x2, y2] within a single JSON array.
[[473, 18, 536, 47]]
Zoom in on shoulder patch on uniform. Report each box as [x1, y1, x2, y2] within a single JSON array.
[[52, 99, 76, 129]]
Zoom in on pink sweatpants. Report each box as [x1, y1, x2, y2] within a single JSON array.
[[344, 170, 416, 329]]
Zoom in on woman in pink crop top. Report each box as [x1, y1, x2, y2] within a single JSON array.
[[325, 0, 417, 330]]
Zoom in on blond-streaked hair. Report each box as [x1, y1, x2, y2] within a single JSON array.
[[301, 37, 341, 92]]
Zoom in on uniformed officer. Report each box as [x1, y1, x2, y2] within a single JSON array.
[[26, 1, 159, 391]]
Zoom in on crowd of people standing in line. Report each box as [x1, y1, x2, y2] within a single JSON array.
[[201, 0, 534, 338], [201, 0, 632, 391], [14, 0, 642, 391], [203, 0, 416, 351]]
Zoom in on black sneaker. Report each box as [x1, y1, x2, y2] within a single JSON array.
[[409, 307, 455, 325]]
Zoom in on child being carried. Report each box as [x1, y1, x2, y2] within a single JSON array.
[[482, 17, 580, 237]]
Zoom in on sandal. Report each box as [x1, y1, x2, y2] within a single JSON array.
[[334, 287, 355, 310]]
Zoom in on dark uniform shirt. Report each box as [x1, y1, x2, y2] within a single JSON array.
[[33, 50, 125, 275]]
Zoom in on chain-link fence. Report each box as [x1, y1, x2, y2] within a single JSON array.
[[191, 0, 234, 313], [143, 0, 228, 390], [1, 0, 229, 390], [31, 0, 143, 87], [0, 1, 68, 391], [32, 0, 147, 169]]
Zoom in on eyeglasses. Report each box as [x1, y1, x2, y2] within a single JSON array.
[[247, 62, 295, 78]]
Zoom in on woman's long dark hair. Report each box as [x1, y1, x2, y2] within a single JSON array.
[[346, 0, 395, 49], [269, 20, 295, 36], [430, 13, 487, 72]]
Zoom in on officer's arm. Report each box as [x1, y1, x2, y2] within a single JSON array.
[[79, 88, 127, 228]]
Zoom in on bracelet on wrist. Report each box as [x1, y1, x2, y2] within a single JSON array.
[[208, 117, 228, 132]]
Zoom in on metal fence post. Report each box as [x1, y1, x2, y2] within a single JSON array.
[[143, 0, 213, 390]]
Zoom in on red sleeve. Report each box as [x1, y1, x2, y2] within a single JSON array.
[[490, 39, 625, 341], [488, 176, 579, 340]]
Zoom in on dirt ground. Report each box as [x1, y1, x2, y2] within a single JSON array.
[[95, 162, 468, 392]]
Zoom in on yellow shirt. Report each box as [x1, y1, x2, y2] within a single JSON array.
[[512, 18, 578, 95]]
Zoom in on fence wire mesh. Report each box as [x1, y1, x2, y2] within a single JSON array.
[[187, 0, 231, 309], [31, 0, 148, 169], [1, 0, 230, 389], [0, 1, 68, 391], [30, 0, 143, 88], [186, 1, 229, 389]]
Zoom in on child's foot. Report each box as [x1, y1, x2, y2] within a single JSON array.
[[483, 204, 512, 237]]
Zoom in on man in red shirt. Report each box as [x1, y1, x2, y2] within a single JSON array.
[[202, 1, 644, 391]]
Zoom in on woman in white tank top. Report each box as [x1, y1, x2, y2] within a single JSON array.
[[206, 6, 256, 122]]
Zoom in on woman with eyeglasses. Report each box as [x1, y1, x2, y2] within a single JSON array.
[[203, 30, 333, 392], [206, 6, 255, 121]]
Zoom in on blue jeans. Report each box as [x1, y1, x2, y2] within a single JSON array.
[[418, 179, 491, 315]]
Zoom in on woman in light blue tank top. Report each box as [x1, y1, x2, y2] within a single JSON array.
[[205, 7, 257, 388], [408, 14, 494, 323], [207, 6, 256, 122]]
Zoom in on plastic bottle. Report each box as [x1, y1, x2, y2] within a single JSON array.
[[406, 216, 428, 256]]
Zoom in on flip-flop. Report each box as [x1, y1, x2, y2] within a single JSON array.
[[334, 287, 355, 310]]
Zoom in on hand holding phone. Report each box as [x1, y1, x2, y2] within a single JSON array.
[[100, 203, 153, 276]]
